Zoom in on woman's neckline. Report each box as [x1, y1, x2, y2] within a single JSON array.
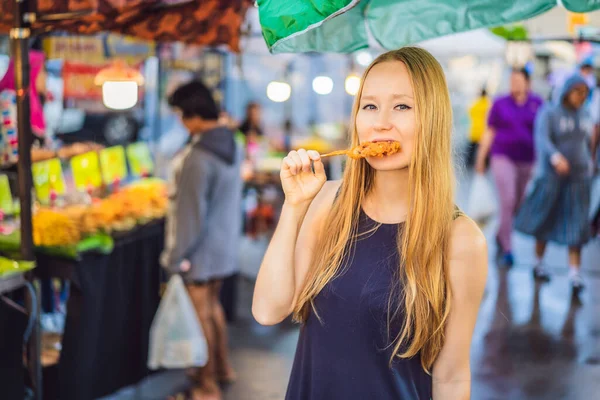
[[361, 207, 406, 226]]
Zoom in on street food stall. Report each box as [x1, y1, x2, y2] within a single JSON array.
[[0, 1, 252, 399]]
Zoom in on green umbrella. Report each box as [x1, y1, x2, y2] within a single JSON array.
[[258, 0, 600, 53]]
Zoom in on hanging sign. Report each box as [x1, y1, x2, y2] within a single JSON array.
[[71, 151, 102, 191], [32, 158, 67, 204], [126, 142, 154, 177], [99, 146, 128, 184], [0, 174, 12, 214]]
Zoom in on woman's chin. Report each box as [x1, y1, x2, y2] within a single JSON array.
[[366, 154, 408, 171]]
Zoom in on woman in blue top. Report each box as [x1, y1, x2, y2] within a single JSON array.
[[515, 75, 597, 294], [253, 47, 488, 400]]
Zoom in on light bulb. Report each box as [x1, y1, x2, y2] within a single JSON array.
[[102, 81, 139, 110], [266, 81, 291, 102], [312, 76, 333, 95], [355, 51, 373, 67], [345, 75, 361, 96]]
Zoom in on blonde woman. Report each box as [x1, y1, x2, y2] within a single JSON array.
[[253, 47, 488, 400]]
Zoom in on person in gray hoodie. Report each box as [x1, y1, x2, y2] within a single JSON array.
[[515, 75, 595, 295], [160, 80, 241, 400]]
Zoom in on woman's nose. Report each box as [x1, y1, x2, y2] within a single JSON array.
[[373, 111, 393, 131]]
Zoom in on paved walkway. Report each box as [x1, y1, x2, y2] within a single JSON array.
[[103, 172, 600, 400]]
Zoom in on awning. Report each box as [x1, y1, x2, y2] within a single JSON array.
[[257, 0, 600, 54], [0, 0, 253, 52]]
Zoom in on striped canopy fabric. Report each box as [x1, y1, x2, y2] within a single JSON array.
[[0, 0, 253, 52], [257, 0, 600, 53]]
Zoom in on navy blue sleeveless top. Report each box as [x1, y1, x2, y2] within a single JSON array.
[[285, 210, 432, 400]]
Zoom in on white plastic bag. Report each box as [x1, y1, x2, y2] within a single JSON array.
[[467, 174, 497, 224], [148, 275, 208, 370]]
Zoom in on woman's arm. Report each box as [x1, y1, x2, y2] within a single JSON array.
[[535, 106, 570, 175], [252, 179, 340, 326], [432, 216, 488, 400], [474, 126, 495, 173], [475, 99, 499, 173]]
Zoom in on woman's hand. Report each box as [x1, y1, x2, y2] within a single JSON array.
[[551, 153, 570, 176], [281, 149, 327, 207], [180, 259, 191, 272]]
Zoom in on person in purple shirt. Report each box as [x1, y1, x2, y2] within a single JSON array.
[[476, 68, 543, 266]]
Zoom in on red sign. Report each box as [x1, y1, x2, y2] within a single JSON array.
[[63, 62, 105, 100], [63, 61, 144, 100]]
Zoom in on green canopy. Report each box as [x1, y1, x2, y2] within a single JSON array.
[[258, 0, 600, 53]]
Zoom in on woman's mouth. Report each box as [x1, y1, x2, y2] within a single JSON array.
[[371, 138, 398, 144]]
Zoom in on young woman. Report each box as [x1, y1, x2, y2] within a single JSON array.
[[515, 75, 595, 293], [475, 69, 543, 267], [253, 47, 488, 400], [161, 80, 241, 400]]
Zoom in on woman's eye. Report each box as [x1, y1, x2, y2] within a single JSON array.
[[362, 104, 377, 110], [395, 104, 412, 111]]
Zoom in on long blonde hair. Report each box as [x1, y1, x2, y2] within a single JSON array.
[[293, 47, 455, 372]]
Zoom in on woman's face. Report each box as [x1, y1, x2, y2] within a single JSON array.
[[566, 83, 589, 109], [355, 61, 416, 171], [249, 105, 261, 124]]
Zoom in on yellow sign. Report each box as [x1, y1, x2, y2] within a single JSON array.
[[43, 36, 106, 63], [0, 175, 13, 214], [71, 151, 102, 191], [100, 146, 128, 184], [126, 142, 154, 177], [106, 35, 155, 65], [32, 159, 66, 204], [568, 12, 589, 35]]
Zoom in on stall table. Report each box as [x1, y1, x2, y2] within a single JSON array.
[[35, 221, 165, 400], [0, 271, 28, 400]]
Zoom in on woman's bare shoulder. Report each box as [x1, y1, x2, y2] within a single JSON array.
[[449, 215, 487, 259]]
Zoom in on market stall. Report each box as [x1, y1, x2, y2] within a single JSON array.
[[0, 1, 253, 399], [0, 141, 168, 399]]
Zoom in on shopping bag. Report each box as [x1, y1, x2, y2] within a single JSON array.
[[148, 274, 208, 369], [467, 174, 497, 224]]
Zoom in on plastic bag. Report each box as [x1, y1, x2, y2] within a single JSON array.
[[467, 174, 497, 224], [148, 275, 208, 370]]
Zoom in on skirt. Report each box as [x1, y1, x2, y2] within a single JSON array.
[[514, 175, 591, 246]]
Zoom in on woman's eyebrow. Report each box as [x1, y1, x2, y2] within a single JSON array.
[[392, 93, 414, 100], [360, 94, 414, 101]]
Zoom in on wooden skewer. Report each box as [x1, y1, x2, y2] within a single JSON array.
[[320, 149, 350, 158]]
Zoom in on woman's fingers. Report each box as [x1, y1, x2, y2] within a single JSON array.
[[282, 149, 324, 177], [307, 150, 326, 179], [289, 151, 302, 173], [282, 156, 297, 175], [297, 149, 312, 173], [307, 150, 320, 161]]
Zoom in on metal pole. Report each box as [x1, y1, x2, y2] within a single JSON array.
[[12, 0, 34, 261], [11, 0, 42, 398]]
